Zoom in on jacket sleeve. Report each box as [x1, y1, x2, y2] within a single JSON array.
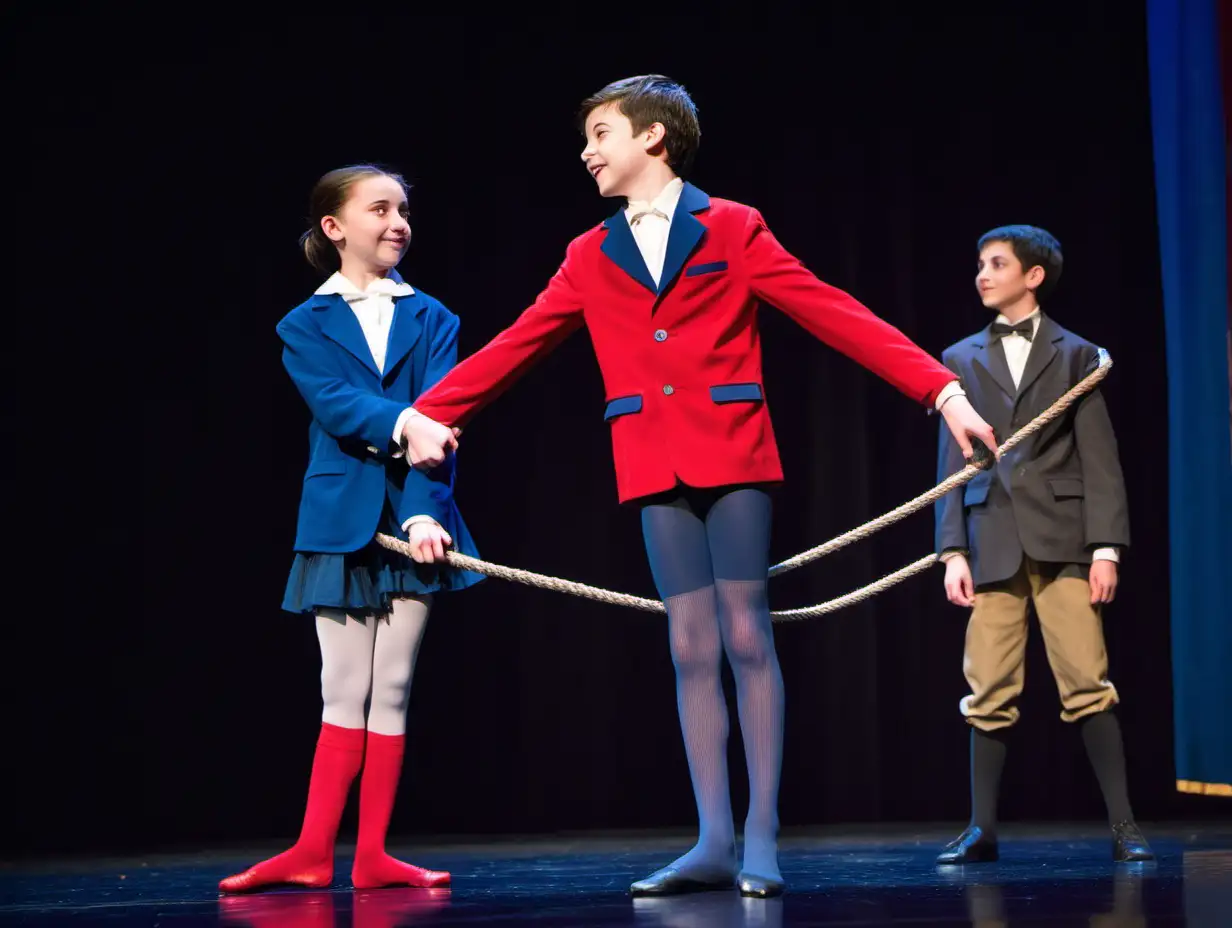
[[934, 348, 970, 555], [1073, 346, 1131, 550], [412, 240, 586, 427], [397, 308, 463, 528], [738, 207, 958, 407], [278, 309, 408, 449]]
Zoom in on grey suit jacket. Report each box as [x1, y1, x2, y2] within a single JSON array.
[[934, 314, 1130, 586]]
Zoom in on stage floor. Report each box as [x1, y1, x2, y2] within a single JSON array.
[[3, 823, 1230, 925]]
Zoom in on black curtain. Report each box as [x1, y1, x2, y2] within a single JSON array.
[[8, 5, 1210, 857]]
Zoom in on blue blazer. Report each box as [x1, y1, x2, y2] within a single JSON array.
[[278, 271, 476, 556]]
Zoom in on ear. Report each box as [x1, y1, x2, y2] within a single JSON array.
[[642, 121, 667, 154], [321, 214, 344, 244], [1025, 264, 1046, 291]]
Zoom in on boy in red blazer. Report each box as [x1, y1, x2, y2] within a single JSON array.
[[403, 75, 996, 897]]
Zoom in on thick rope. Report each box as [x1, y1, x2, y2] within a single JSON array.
[[377, 349, 1112, 620]]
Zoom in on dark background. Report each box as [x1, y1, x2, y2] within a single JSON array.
[[8, 6, 1218, 858]]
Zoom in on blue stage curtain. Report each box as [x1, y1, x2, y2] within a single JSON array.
[[1146, 0, 1232, 797]]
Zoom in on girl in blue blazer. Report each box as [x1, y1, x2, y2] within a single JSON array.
[[220, 165, 481, 894]]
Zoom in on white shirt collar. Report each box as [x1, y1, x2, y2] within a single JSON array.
[[315, 271, 414, 300], [625, 176, 685, 223], [994, 306, 1042, 333]]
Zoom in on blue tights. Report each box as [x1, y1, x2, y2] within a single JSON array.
[[641, 484, 783, 882]]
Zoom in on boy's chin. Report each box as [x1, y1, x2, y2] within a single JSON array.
[[595, 176, 624, 198]]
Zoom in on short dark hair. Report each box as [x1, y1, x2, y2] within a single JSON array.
[[978, 225, 1064, 301], [578, 74, 701, 176], [299, 165, 409, 273]]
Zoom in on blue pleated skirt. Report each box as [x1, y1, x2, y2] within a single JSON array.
[[282, 506, 483, 616]]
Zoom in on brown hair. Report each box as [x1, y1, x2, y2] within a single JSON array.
[[578, 75, 701, 177], [299, 165, 410, 273], [978, 225, 1064, 301]]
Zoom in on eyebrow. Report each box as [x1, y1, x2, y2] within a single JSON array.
[[367, 198, 406, 208], [592, 122, 610, 130]]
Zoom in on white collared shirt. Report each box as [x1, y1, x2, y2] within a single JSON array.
[[314, 272, 436, 532], [314, 271, 415, 374], [624, 176, 684, 287], [994, 307, 1042, 389]]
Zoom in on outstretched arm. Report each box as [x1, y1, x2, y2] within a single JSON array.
[[738, 208, 996, 457], [402, 244, 586, 468]]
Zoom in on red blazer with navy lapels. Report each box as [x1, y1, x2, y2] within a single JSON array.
[[413, 182, 956, 503]]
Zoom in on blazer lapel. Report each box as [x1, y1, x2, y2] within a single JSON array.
[[655, 182, 710, 296], [598, 182, 712, 297], [974, 330, 1017, 399], [312, 294, 382, 380], [600, 208, 657, 294], [1014, 314, 1061, 405], [382, 291, 428, 383]]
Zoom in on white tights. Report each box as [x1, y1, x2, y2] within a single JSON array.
[[315, 596, 431, 736]]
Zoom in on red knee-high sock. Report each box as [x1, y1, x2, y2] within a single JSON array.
[[350, 732, 450, 889], [219, 723, 366, 893]]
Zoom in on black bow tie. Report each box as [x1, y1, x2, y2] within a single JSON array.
[[991, 319, 1034, 342]]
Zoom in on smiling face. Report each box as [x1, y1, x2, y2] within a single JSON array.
[[579, 102, 665, 199], [322, 173, 411, 275], [975, 240, 1045, 316]]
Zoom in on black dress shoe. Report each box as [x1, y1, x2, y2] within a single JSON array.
[[737, 870, 785, 897], [1112, 820, 1155, 862], [629, 866, 735, 896], [936, 826, 999, 864]]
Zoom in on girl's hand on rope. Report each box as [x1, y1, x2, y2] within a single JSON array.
[[408, 520, 453, 564], [939, 394, 999, 462], [944, 554, 976, 607]]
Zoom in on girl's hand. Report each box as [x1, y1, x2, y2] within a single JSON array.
[[409, 521, 453, 564], [402, 412, 458, 469]]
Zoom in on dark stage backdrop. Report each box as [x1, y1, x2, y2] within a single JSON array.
[[8, 7, 1218, 857]]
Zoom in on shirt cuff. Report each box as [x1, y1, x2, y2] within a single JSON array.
[[402, 515, 441, 533], [939, 550, 968, 563], [391, 406, 418, 457], [934, 380, 966, 411], [1092, 547, 1119, 563]]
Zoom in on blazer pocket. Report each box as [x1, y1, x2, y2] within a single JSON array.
[[1048, 477, 1085, 499], [305, 459, 347, 478], [710, 382, 763, 404], [604, 394, 644, 420], [964, 477, 991, 506], [685, 260, 728, 277]]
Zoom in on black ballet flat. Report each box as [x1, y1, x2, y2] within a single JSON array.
[[630, 866, 735, 896], [1112, 821, 1155, 862], [737, 870, 785, 897], [936, 826, 1000, 865]]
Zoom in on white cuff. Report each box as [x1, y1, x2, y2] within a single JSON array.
[[1092, 547, 1120, 563], [402, 515, 440, 533], [934, 380, 966, 411], [392, 406, 419, 451], [939, 550, 968, 564], [391, 409, 426, 460]]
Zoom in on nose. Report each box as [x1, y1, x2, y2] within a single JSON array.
[[390, 212, 410, 234], [580, 142, 595, 162]]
